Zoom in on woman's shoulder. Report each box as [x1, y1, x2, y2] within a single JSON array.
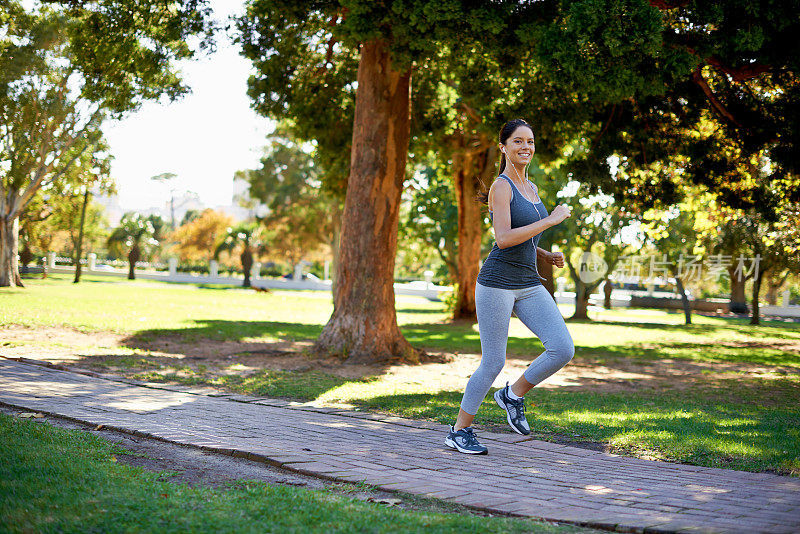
[[488, 175, 513, 208], [490, 174, 512, 191]]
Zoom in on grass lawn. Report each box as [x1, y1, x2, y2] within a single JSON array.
[[2, 274, 800, 477], [0, 413, 591, 533]]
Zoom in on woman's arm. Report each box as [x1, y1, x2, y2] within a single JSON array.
[[536, 247, 552, 263], [490, 181, 572, 249]]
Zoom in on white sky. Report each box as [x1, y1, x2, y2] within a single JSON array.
[[103, 0, 273, 211]]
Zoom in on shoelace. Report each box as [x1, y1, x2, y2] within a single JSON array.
[[508, 395, 526, 415], [507, 392, 537, 411], [461, 427, 480, 446]]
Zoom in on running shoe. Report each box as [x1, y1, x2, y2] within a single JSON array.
[[445, 426, 488, 454], [494, 382, 531, 435]]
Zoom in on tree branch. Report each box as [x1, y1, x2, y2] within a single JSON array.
[[592, 104, 617, 146], [648, 0, 690, 9], [691, 68, 741, 127], [14, 107, 103, 219], [706, 56, 771, 82]]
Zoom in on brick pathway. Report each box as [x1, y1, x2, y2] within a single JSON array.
[[1, 358, 798, 534]]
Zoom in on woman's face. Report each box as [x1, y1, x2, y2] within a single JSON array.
[[501, 126, 535, 166]]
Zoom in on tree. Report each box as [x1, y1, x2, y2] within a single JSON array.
[[697, 209, 752, 314], [16, 146, 113, 279], [238, 1, 515, 362], [107, 213, 162, 280], [725, 206, 799, 326], [551, 178, 633, 320], [0, 1, 214, 287], [236, 134, 342, 291], [215, 223, 262, 288], [526, 0, 800, 221], [171, 209, 233, 263], [640, 195, 708, 324], [399, 167, 461, 286], [180, 209, 203, 226]]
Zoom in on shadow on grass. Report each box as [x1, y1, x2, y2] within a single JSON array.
[[116, 317, 800, 474], [395, 307, 448, 315], [125, 320, 324, 346], [123, 317, 800, 370]]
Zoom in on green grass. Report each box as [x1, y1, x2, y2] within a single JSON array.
[[6, 274, 799, 368], [0, 413, 588, 533], [3, 274, 800, 477]]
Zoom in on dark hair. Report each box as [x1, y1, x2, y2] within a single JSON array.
[[476, 118, 533, 204]]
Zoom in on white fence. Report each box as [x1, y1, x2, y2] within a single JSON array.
[[43, 253, 451, 301]]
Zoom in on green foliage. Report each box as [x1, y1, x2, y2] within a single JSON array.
[[527, 0, 800, 218], [107, 213, 164, 261], [60, 0, 216, 114], [1, 1, 215, 285], [214, 222, 261, 261], [550, 175, 635, 316], [236, 3, 358, 196], [236, 133, 341, 265], [529, 0, 687, 101], [398, 166, 460, 281]]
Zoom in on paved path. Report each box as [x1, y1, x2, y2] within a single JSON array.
[[1, 358, 798, 534]]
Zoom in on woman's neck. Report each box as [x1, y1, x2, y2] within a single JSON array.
[[506, 161, 528, 183]]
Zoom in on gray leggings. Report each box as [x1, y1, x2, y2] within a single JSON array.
[[460, 282, 575, 415]]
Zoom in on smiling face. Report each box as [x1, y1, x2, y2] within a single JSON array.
[[501, 125, 535, 166]]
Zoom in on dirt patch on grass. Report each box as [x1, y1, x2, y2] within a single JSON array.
[[3, 325, 798, 397]]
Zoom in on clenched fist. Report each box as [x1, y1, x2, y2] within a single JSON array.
[[549, 204, 572, 224], [549, 251, 565, 268]]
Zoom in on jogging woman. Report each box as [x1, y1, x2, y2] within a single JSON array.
[[445, 118, 575, 455]]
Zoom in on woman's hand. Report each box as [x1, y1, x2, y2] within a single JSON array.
[[549, 251, 565, 268], [548, 204, 571, 225]]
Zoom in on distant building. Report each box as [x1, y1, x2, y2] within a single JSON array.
[[94, 194, 125, 227]]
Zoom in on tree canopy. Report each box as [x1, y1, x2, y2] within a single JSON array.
[[526, 0, 800, 218], [0, 0, 215, 286]]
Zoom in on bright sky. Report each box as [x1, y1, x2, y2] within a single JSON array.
[[103, 0, 273, 211]]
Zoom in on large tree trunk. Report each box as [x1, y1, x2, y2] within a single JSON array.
[[566, 255, 593, 320], [728, 265, 748, 314], [1, 215, 24, 287], [452, 143, 494, 320], [314, 39, 417, 363], [329, 208, 342, 302]]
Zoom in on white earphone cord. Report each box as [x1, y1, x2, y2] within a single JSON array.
[[503, 150, 547, 281]]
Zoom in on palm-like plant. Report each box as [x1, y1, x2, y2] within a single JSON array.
[[107, 213, 160, 280], [215, 222, 262, 287]]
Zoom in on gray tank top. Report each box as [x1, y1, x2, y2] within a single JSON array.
[[476, 174, 549, 289]]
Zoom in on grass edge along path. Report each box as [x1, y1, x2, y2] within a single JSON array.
[[0, 412, 594, 534]]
